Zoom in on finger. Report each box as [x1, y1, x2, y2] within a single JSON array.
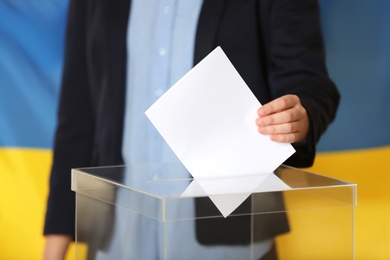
[[257, 121, 300, 135], [257, 95, 299, 117], [269, 132, 301, 143], [256, 108, 300, 126]]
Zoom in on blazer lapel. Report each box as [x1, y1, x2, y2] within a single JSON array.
[[194, 0, 227, 65], [100, 0, 131, 164], [106, 0, 130, 97]]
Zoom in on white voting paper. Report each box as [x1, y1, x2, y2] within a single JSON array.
[[145, 47, 295, 217], [180, 173, 291, 217]]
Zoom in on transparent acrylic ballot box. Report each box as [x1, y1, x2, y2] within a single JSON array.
[[72, 163, 357, 260]]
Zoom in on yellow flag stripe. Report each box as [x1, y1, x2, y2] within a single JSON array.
[[1, 146, 389, 259], [0, 148, 85, 260]]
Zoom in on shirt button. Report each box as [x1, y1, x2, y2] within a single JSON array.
[[154, 88, 164, 97], [163, 5, 170, 14], [158, 47, 167, 56]]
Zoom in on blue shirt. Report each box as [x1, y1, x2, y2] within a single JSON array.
[[115, 1, 273, 259], [122, 0, 202, 164]]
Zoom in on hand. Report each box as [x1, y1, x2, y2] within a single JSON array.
[[256, 94, 309, 143]]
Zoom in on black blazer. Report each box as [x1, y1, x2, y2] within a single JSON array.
[[45, 0, 340, 241]]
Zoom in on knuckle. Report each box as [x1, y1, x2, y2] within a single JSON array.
[[284, 112, 292, 122], [292, 94, 299, 103], [293, 133, 300, 142], [286, 124, 294, 133], [280, 98, 288, 108]]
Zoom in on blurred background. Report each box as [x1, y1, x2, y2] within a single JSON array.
[[0, 0, 389, 259]]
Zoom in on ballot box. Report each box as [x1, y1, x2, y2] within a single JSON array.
[[72, 163, 356, 260]]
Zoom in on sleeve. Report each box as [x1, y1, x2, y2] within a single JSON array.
[[261, 0, 340, 167], [44, 0, 94, 237]]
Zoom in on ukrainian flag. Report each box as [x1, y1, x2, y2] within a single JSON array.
[[306, 1, 390, 259], [0, 0, 389, 259], [0, 1, 77, 259]]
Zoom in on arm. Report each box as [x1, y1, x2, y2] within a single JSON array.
[[258, 0, 340, 167], [44, 0, 93, 253]]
